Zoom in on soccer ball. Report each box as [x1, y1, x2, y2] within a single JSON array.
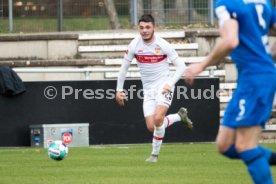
[[48, 140, 68, 161]]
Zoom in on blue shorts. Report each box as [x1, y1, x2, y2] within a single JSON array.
[[222, 74, 276, 129]]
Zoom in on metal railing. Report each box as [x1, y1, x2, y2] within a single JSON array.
[[131, 0, 214, 26], [2, 0, 276, 33], [14, 67, 125, 80], [13, 66, 219, 80], [1, 0, 216, 33]]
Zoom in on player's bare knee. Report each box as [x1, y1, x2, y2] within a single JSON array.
[[216, 143, 226, 154], [216, 140, 229, 154], [235, 142, 249, 153], [146, 124, 154, 132], [154, 114, 164, 127]]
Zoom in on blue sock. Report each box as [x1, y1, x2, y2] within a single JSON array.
[[223, 145, 239, 159], [239, 147, 273, 184], [223, 145, 274, 163]]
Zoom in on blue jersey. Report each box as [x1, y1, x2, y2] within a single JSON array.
[[215, 0, 276, 79]]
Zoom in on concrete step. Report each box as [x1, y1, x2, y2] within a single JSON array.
[[78, 43, 199, 53], [7, 56, 228, 83], [77, 30, 197, 59], [78, 30, 186, 46], [79, 30, 185, 40], [1, 56, 228, 69], [13, 65, 225, 80], [104, 56, 208, 65], [79, 50, 199, 59], [0, 59, 104, 67], [104, 68, 225, 79], [78, 43, 199, 59]]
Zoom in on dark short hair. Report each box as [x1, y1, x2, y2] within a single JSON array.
[[138, 14, 155, 25]]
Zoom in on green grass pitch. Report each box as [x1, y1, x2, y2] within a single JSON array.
[[0, 143, 275, 184]]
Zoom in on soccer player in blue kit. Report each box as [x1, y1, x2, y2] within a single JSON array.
[[185, 0, 276, 183]]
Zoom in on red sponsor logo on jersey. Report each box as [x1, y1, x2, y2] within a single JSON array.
[[138, 49, 143, 53], [134, 54, 167, 63]]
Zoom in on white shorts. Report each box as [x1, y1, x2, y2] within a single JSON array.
[[143, 86, 174, 117]]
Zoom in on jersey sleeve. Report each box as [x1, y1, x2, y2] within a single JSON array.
[[159, 38, 179, 63], [158, 37, 184, 87], [116, 60, 131, 91], [116, 37, 139, 91], [123, 37, 138, 62], [215, 0, 232, 27], [166, 57, 186, 87]]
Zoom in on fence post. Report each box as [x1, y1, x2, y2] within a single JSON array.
[[57, 0, 63, 32], [188, 0, 193, 24], [208, 0, 214, 26], [8, 0, 13, 32], [130, 0, 138, 26]]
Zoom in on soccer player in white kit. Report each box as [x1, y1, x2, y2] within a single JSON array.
[[116, 14, 193, 163]]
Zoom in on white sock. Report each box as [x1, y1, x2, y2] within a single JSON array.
[[164, 113, 181, 128], [151, 124, 165, 156]]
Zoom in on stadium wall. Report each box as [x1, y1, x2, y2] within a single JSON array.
[[0, 79, 219, 147], [1, 30, 276, 61]]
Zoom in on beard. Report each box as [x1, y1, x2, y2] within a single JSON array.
[[142, 30, 154, 42]]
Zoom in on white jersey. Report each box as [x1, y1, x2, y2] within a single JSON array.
[[124, 35, 179, 89]]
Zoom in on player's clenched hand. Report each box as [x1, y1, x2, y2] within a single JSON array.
[[184, 63, 205, 85], [116, 91, 128, 106]]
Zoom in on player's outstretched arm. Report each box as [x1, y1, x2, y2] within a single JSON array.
[[163, 58, 186, 93], [116, 61, 131, 106], [270, 24, 276, 62], [271, 42, 276, 62], [185, 19, 239, 85]]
